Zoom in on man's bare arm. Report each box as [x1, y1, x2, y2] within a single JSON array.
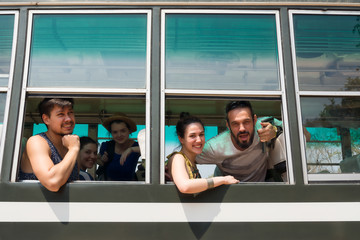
[[26, 135, 79, 192]]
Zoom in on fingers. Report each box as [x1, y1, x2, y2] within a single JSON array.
[[120, 155, 126, 165], [101, 151, 109, 163], [62, 134, 80, 150], [257, 123, 276, 142], [224, 175, 239, 184], [120, 148, 132, 165]]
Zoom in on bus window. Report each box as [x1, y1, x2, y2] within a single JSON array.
[[162, 10, 289, 184], [28, 12, 148, 88], [12, 10, 151, 183], [18, 96, 146, 182], [293, 13, 360, 91], [291, 11, 360, 182], [301, 97, 360, 175], [164, 98, 287, 183], [0, 13, 15, 86], [164, 12, 280, 91], [0, 12, 17, 173]]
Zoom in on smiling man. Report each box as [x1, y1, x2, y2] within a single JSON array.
[[196, 101, 286, 182], [19, 98, 80, 191]]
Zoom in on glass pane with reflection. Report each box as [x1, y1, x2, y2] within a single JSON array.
[[28, 14, 148, 88], [0, 93, 6, 136], [294, 14, 360, 91], [301, 97, 360, 174], [0, 14, 14, 87], [165, 14, 280, 90]]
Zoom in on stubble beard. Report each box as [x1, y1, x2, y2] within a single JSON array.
[[230, 128, 255, 150]]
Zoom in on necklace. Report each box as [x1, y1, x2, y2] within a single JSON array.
[[180, 151, 201, 179]]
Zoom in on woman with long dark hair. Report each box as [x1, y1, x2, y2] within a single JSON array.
[[167, 113, 238, 194]]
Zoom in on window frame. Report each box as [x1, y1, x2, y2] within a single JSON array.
[[0, 11, 19, 179], [289, 10, 360, 183], [10, 9, 152, 183], [160, 9, 294, 184]]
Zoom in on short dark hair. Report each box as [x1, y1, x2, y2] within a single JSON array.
[[176, 112, 204, 138], [225, 101, 254, 122], [38, 98, 74, 118], [80, 136, 98, 150]]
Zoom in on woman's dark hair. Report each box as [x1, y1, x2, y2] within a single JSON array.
[[80, 136, 98, 150], [176, 112, 204, 138]]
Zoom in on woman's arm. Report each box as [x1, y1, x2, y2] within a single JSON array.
[[171, 154, 239, 194], [120, 146, 140, 165]]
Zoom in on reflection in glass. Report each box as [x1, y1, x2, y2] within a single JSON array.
[[28, 14, 148, 88], [294, 14, 360, 91], [165, 14, 280, 90], [0, 93, 6, 138], [0, 14, 14, 87], [301, 97, 360, 173]]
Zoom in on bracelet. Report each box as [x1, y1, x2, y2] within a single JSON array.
[[207, 178, 214, 189], [272, 125, 278, 138]]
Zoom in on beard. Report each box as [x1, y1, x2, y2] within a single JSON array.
[[230, 128, 255, 150]]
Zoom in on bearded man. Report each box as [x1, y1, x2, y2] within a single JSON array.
[[196, 101, 286, 182]]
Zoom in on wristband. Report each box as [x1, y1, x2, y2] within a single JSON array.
[[207, 178, 214, 189], [272, 125, 278, 138]]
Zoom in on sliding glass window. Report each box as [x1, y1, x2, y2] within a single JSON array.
[[290, 11, 360, 182], [0, 11, 18, 174], [12, 10, 151, 183], [161, 10, 292, 184], [165, 12, 280, 90]]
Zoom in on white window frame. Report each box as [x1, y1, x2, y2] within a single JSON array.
[[160, 9, 294, 184], [11, 9, 152, 183], [289, 10, 360, 183], [0, 11, 19, 179]]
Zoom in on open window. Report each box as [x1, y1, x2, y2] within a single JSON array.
[[11, 10, 151, 183], [19, 96, 146, 181], [161, 9, 292, 184]]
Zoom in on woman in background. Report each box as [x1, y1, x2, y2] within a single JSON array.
[[78, 136, 97, 181], [98, 113, 141, 181], [167, 113, 239, 194]]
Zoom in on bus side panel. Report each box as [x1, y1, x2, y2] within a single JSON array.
[[0, 222, 358, 240]]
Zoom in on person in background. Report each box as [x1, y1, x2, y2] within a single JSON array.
[[167, 113, 239, 194], [97, 113, 141, 181], [196, 101, 286, 182], [78, 136, 97, 181], [19, 98, 79, 192]]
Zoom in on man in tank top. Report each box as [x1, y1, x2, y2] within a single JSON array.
[[19, 98, 80, 192]]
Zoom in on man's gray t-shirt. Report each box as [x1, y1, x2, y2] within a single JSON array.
[[196, 130, 268, 182]]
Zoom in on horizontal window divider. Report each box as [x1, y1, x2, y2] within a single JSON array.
[[289, 10, 360, 15], [0, 87, 9, 92], [308, 173, 360, 182], [25, 88, 147, 95], [164, 89, 283, 97], [0, 74, 9, 78], [299, 91, 360, 97], [1, 2, 360, 7], [29, 9, 151, 14], [162, 9, 279, 14]]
